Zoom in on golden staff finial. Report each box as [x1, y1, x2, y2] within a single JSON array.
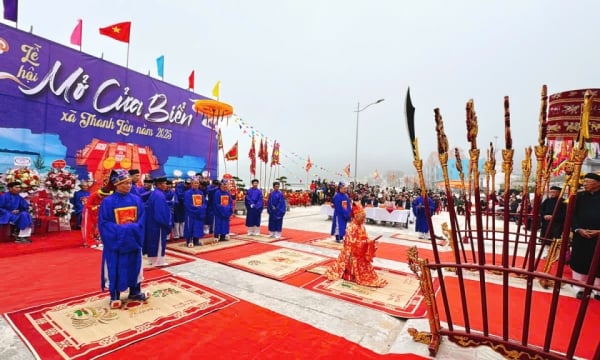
[[538, 85, 548, 147], [466, 99, 478, 150], [578, 89, 593, 146], [504, 96, 512, 150]]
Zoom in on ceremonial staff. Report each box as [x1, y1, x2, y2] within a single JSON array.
[[404, 88, 443, 355], [434, 108, 472, 332], [465, 99, 490, 336]]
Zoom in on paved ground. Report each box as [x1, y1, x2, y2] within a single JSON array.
[[1, 205, 521, 359]]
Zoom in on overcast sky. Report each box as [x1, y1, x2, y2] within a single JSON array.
[[4, 0, 598, 184]]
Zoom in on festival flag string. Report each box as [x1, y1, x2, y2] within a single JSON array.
[[2, 0, 18, 23]]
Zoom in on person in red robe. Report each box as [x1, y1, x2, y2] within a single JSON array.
[[81, 187, 112, 247], [324, 202, 388, 288]]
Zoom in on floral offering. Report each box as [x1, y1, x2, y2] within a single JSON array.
[[3, 167, 41, 192], [45, 168, 77, 193]]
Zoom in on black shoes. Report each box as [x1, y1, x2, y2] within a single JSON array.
[[15, 237, 31, 243], [575, 291, 600, 300], [128, 292, 149, 301]]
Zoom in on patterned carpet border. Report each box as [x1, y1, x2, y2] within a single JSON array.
[[4, 275, 239, 360]]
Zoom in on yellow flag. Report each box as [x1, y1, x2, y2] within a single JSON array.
[[212, 80, 221, 99]]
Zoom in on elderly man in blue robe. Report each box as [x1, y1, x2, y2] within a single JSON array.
[[99, 169, 147, 309], [144, 177, 172, 266], [267, 181, 287, 239], [245, 179, 264, 235], [183, 177, 207, 247], [213, 179, 234, 242], [0, 181, 33, 243], [412, 191, 436, 239], [330, 182, 352, 243]]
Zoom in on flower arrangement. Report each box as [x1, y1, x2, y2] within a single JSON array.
[[52, 198, 72, 218], [3, 167, 41, 192], [44, 168, 77, 193]]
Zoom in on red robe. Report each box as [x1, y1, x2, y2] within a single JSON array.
[[324, 219, 387, 287]]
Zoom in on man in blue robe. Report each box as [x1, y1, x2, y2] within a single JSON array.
[[128, 169, 143, 198], [70, 182, 90, 230], [205, 179, 220, 235], [172, 179, 189, 240], [183, 177, 207, 247], [245, 179, 264, 235], [213, 179, 234, 242], [99, 169, 147, 309], [144, 177, 172, 266], [330, 182, 352, 243], [267, 181, 286, 239], [412, 192, 436, 239], [0, 181, 33, 243]]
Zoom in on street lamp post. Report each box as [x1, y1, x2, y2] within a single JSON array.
[[354, 98, 384, 184]]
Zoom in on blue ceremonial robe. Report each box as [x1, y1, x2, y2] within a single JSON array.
[[173, 182, 186, 223], [245, 187, 264, 227], [330, 192, 352, 239], [213, 188, 234, 237], [267, 190, 286, 232], [0, 192, 33, 230], [184, 188, 207, 240], [99, 192, 145, 298], [205, 184, 218, 233], [70, 189, 90, 227], [144, 189, 172, 257], [412, 195, 435, 233]]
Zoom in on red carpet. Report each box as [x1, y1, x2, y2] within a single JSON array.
[[0, 245, 427, 359], [0, 229, 83, 258], [5, 275, 239, 360], [439, 276, 600, 359]]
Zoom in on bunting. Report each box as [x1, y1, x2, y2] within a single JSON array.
[[249, 137, 256, 176], [343, 164, 351, 177], [224, 141, 238, 161], [99, 21, 131, 43], [305, 156, 313, 172], [271, 141, 280, 166]]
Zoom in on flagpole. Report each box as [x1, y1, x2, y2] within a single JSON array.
[[126, 43, 130, 68], [79, 21, 82, 52]]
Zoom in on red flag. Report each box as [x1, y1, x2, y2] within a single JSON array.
[[224, 141, 238, 161], [343, 164, 351, 177], [70, 19, 82, 47], [258, 138, 264, 162], [99, 21, 131, 43], [249, 138, 256, 176], [271, 141, 280, 166], [188, 70, 195, 91], [305, 156, 313, 172]]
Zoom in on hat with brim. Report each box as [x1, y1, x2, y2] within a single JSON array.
[[7, 181, 21, 188], [584, 172, 600, 182], [550, 186, 561, 191], [128, 169, 140, 176], [109, 169, 130, 186], [153, 176, 167, 184], [98, 187, 113, 196]]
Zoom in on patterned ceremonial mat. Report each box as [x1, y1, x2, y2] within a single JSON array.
[[142, 251, 195, 269], [225, 248, 330, 280], [230, 233, 286, 243], [4, 275, 239, 360], [166, 239, 249, 255], [308, 237, 343, 250], [303, 268, 434, 318], [390, 233, 447, 246]]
